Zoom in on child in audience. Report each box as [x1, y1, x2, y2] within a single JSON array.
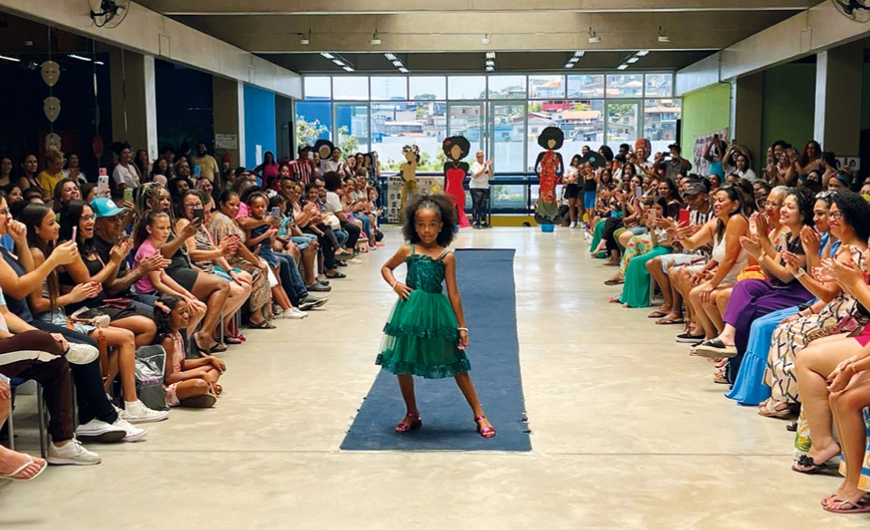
[[377, 193, 495, 438], [156, 295, 225, 408]]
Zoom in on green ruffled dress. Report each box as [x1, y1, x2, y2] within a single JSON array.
[[376, 245, 471, 379]]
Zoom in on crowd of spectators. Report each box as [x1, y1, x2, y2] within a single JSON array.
[[577, 137, 870, 513], [0, 140, 384, 479]]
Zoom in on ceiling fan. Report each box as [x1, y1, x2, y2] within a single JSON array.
[[832, 0, 870, 23], [89, 0, 130, 29]]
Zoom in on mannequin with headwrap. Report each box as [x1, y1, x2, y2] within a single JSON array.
[[399, 145, 419, 221]]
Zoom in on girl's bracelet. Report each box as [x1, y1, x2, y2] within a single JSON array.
[[390, 280, 398, 289], [458, 327, 468, 332]]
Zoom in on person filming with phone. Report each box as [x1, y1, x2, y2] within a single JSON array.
[[469, 150, 494, 229], [656, 144, 692, 183]]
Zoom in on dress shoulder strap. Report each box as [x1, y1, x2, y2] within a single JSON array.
[[409, 244, 415, 255], [436, 249, 450, 261]]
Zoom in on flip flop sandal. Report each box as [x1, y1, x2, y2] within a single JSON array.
[[247, 320, 276, 330], [0, 456, 46, 481], [326, 271, 347, 279], [225, 336, 244, 345], [209, 343, 228, 354], [648, 310, 669, 318], [609, 295, 622, 304], [713, 369, 729, 384], [656, 317, 685, 325], [822, 496, 870, 514]]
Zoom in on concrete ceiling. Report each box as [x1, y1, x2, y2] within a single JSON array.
[[137, 0, 824, 72]]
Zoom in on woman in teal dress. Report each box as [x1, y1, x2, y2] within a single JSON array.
[[377, 193, 495, 438]]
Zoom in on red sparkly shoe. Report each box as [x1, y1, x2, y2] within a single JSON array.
[[395, 411, 422, 433], [474, 415, 496, 438]]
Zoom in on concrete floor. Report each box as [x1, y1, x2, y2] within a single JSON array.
[[1, 226, 866, 529]]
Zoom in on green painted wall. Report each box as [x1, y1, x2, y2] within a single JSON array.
[[680, 83, 731, 169], [761, 63, 816, 153]]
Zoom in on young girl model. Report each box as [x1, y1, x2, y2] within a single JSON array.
[[377, 193, 495, 438], [156, 295, 226, 408]]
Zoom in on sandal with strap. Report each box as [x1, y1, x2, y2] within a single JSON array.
[[0, 455, 47, 481], [758, 400, 797, 418], [822, 495, 870, 514], [792, 454, 838, 474], [395, 411, 422, 433], [474, 415, 496, 439]]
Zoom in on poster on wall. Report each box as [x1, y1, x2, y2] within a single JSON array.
[[836, 157, 861, 174], [693, 127, 729, 177], [385, 175, 444, 223]]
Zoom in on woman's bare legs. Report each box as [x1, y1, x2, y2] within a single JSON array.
[[395, 375, 419, 429], [94, 327, 139, 403], [454, 372, 493, 431], [826, 374, 870, 506], [0, 391, 46, 478], [794, 335, 862, 470], [190, 274, 230, 350], [646, 257, 672, 313], [110, 315, 156, 348], [689, 282, 718, 339]]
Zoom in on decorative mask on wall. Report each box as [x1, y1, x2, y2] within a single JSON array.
[[43, 97, 61, 122], [40, 60, 61, 86], [45, 132, 62, 151]]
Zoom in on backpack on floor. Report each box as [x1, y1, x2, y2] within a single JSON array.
[[134, 345, 169, 411]]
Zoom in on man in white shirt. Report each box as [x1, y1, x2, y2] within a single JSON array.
[[469, 150, 493, 228], [191, 142, 219, 183], [112, 146, 140, 190]]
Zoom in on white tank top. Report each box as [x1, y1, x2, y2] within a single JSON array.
[[712, 230, 750, 283]]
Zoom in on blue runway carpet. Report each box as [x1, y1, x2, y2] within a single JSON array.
[[340, 249, 531, 452]]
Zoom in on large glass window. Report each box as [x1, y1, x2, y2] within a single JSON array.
[[567, 74, 604, 98], [529, 75, 565, 99], [644, 99, 681, 154], [409, 76, 446, 100], [371, 77, 408, 101], [294, 72, 679, 193], [488, 75, 527, 99], [606, 74, 644, 98], [645, 74, 673, 98], [304, 77, 331, 100], [335, 103, 370, 155], [333, 76, 369, 100], [448, 76, 486, 100], [295, 101, 332, 151]]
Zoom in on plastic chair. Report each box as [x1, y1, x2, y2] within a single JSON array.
[[5, 377, 48, 458]]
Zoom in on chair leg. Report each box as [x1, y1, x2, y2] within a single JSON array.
[[7, 389, 14, 451], [36, 384, 47, 459]]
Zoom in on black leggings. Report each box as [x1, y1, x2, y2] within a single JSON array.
[[340, 220, 361, 250], [602, 217, 625, 254], [304, 225, 340, 270]]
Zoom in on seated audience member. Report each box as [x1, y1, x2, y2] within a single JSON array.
[[669, 186, 750, 345], [51, 178, 81, 214], [0, 192, 143, 443], [207, 191, 274, 329], [176, 190, 253, 341], [150, 157, 169, 186], [157, 295, 225, 408], [136, 184, 230, 353], [270, 192, 326, 292], [647, 182, 714, 325], [18, 154, 39, 191], [22, 202, 168, 424], [58, 200, 157, 348], [322, 171, 361, 258], [113, 145, 140, 190], [37, 149, 65, 198], [693, 187, 816, 361]]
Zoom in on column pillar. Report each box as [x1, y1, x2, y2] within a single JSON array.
[[730, 72, 764, 174], [109, 48, 158, 160], [213, 77, 246, 168], [814, 41, 863, 157]]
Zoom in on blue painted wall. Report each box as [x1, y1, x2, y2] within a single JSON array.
[[243, 84, 277, 167]]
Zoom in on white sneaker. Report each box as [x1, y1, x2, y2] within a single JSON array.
[[75, 418, 126, 443], [112, 417, 148, 442], [282, 307, 308, 319], [47, 438, 101, 466], [65, 342, 99, 365], [569, 221, 577, 228], [348, 258, 362, 264], [122, 400, 169, 424]]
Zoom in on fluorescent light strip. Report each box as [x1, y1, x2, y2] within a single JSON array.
[[384, 53, 397, 61], [627, 57, 639, 64], [0, 54, 21, 62], [637, 49, 650, 57], [617, 64, 628, 70], [69, 54, 92, 62]]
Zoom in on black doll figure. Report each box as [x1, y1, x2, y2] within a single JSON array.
[[534, 127, 565, 225], [442, 136, 472, 228]]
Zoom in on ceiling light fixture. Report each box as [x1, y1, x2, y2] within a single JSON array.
[[370, 29, 381, 46], [0, 54, 20, 62], [399, 67, 409, 73], [637, 50, 650, 57], [588, 28, 600, 44], [343, 66, 354, 72], [617, 64, 628, 71], [658, 26, 670, 43], [332, 59, 344, 66], [392, 60, 402, 67], [486, 52, 496, 60], [574, 51, 586, 58], [481, 34, 491, 45], [565, 50, 585, 69], [69, 54, 92, 62], [564, 63, 574, 69], [94, 60, 105, 66], [320, 52, 334, 60], [384, 53, 397, 61], [627, 57, 639, 64]]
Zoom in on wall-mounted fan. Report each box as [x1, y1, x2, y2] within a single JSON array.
[[832, 0, 870, 22], [89, 0, 130, 29]]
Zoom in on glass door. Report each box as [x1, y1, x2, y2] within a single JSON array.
[[488, 101, 527, 210], [605, 100, 640, 147], [447, 102, 486, 155]]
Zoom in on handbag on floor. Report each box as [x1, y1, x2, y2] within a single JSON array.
[[134, 345, 169, 411]]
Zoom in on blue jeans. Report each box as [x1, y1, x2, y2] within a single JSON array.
[[275, 253, 308, 304], [335, 229, 348, 248]]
